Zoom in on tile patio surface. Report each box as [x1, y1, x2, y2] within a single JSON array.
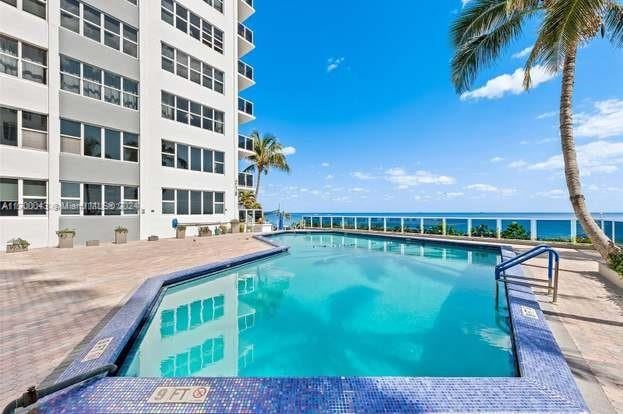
[[0, 235, 621, 412]]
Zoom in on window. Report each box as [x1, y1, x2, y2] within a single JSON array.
[[22, 180, 46, 215], [60, 0, 138, 57], [162, 189, 225, 215], [0, 106, 47, 150], [60, 56, 139, 110], [61, 182, 80, 215], [60, 183, 138, 215], [160, 43, 225, 94], [0, 35, 47, 84], [0, 107, 18, 147], [161, 91, 224, 134], [0, 178, 18, 216], [83, 125, 101, 157], [161, 140, 225, 174], [123, 132, 139, 162], [177, 144, 188, 169], [21, 111, 47, 150], [2, 0, 46, 19], [162, 188, 175, 214], [60, 118, 139, 162], [123, 186, 138, 214], [161, 0, 224, 54], [177, 189, 188, 215]]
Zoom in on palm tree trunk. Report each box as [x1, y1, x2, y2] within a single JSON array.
[[255, 171, 262, 199], [560, 47, 620, 260]]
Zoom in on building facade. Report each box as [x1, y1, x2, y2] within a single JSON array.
[[0, 0, 256, 247]]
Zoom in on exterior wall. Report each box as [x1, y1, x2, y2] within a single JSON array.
[[0, 0, 250, 248]]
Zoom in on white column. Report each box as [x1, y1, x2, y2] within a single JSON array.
[[383, 218, 387, 232], [467, 218, 472, 237], [368, 217, 371, 231], [530, 219, 537, 241], [442, 218, 447, 236], [571, 219, 577, 244], [401, 218, 404, 233], [420, 218, 424, 234], [496, 219, 502, 239], [342, 216, 345, 229]]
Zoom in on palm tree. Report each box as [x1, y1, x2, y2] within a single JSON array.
[[239, 190, 260, 210], [243, 131, 291, 199], [451, 0, 622, 260]]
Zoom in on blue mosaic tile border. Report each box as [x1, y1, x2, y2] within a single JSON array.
[[28, 232, 587, 413]]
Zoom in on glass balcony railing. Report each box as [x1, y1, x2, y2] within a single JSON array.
[[238, 23, 254, 44], [238, 98, 254, 116], [238, 60, 254, 81], [242, 0, 253, 8], [238, 135, 254, 151], [238, 172, 254, 188]]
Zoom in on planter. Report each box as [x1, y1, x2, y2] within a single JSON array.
[[86, 240, 99, 247], [230, 220, 240, 234], [198, 228, 212, 237], [598, 262, 623, 290], [148, 235, 159, 242], [6, 244, 28, 253], [58, 234, 74, 249], [115, 231, 127, 244], [176, 227, 186, 239]]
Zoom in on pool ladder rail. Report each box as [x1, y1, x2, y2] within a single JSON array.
[[495, 244, 561, 303]]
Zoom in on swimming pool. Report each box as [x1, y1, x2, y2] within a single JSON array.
[[120, 233, 515, 378], [34, 231, 586, 413]]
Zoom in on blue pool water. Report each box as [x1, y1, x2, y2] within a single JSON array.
[[119, 233, 516, 378]]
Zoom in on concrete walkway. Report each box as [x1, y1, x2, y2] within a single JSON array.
[[0, 236, 621, 412], [517, 247, 623, 413], [0, 234, 268, 408]]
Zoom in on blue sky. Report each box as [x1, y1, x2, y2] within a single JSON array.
[[240, 1, 623, 213]]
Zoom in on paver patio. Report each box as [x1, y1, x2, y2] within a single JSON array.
[[0, 235, 621, 412]]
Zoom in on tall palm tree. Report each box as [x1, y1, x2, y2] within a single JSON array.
[[243, 131, 291, 199], [451, 0, 622, 260]]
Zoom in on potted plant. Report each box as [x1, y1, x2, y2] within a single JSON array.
[[219, 224, 229, 235], [176, 225, 187, 239], [230, 219, 240, 234], [6, 238, 29, 253], [56, 229, 76, 249], [114, 225, 128, 244], [198, 226, 212, 237]]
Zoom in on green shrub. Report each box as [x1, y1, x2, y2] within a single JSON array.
[[114, 225, 128, 233], [501, 222, 530, 240], [56, 228, 76, 238], [609, 252, 623, 277], [471, 224, 496, 238], [8, 238, 30, 248]]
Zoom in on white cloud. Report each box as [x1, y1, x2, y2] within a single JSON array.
[[325, 174, 334, 180], [282, 146, 296, 156], [575, 99, 623, 139], [385, 168, 456, 189], [321, 162, 330, 167], [523, 140, 623, 175], [349, 187, 368, 193], [512, 46, 533, 59], [466, 183, 516, 196], [351, 171, 376, 180], [327, 57, 345, 73], [534, 189, 566, 199], [537, 111, 557, 120], [443, 191, 465, 199], [490, 156, 504, 163], [460, 65, 556, 101], [509, 160, 528, 169]]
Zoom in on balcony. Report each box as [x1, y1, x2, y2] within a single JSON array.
[[238, 60, 255, 91], [238, 23, 255, 57], [238, 134, 254, 158], [238, 0, 255, 22], [238, 172, 254, 189], [238, 97, 255, 124]]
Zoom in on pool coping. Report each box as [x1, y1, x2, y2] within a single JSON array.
[[28, 231, 587, 413]]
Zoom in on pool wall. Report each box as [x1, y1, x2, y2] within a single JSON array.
[[30, 231, 587, 413]]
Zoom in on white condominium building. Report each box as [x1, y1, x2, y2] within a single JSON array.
[[0, 0, 257, 247]]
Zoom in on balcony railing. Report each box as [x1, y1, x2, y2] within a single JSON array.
[[238, 98, 254, 116], [238, 23, 254, 44], [242, 0, 253, 8], [238, 60, 254, 81], [238, 135, 254, 152], [238, 172, 254, 188]]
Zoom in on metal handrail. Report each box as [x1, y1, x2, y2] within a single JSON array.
[[496, 245, 561, 302]]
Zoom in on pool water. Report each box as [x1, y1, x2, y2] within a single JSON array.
[[119, 233, 516, 378]]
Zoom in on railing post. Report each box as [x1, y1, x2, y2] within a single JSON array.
[[571, 219, 577, 244], [368, 217, 371, 231], [467, 218, 472, 237], [420, 218, 424, 234], [383, 218, 387, 232], [354, 217, 357, 230], [401, 218, 404, 233], [442, 218, 447, 236], [496, 219, 502, 239], [342, 216, 345, 229], [530, 219, 537, 241], [330, 216, 333, 229]]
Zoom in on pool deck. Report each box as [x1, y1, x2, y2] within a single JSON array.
[[0, 233, 621, 412]]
